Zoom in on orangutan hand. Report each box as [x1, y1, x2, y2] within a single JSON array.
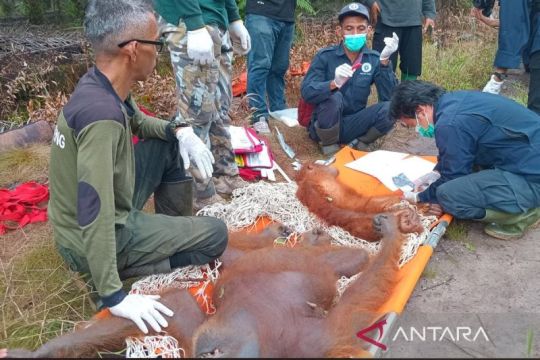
[[419, 203, 443, 217]]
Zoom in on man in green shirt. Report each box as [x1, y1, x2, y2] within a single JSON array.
[[48, 0, 228, 334], [155, 0, 251, 210]]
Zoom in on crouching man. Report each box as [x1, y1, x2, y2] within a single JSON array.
[[391, 80, 540, 240], [300, 2, 399, 155], [48, 0, 227, 334]]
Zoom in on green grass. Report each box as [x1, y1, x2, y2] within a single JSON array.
[[526, 329, 535, 358], [444, 220, 476, 252], [422, 39, 496, 91], [421, 267, 437, 280], [507, 81, 530, 107], [0, 234, 94, 350], [445, 220, 469, 241], [0, 145, 50, 187]]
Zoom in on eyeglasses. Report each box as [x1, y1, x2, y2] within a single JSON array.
[[118, 39, 164, 53]]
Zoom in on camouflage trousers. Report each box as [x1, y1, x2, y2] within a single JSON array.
[[159, 18, 238, 199]]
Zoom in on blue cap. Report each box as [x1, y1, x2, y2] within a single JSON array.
[[338, 2, 370, 22]]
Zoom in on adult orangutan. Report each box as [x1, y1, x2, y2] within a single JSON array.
[[0, 225, 337, 358], [192, 213, 405, 357], [221, 224, 335, 268], [2, 215, 402, 358], [295, 162, 424, 241]]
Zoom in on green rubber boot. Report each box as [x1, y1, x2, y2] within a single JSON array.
[[481, 208, 540, 240]]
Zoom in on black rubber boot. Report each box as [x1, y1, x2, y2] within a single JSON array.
[[154, 178, 194, 217], [315, 121, 341, 156], [353, 127, 384, 151]]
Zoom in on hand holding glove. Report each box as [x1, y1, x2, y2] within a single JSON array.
[[334, 63, 354, 88], [109, 294, 174, 334], [187, 27, 214, 65], [176, 127, 215, 179], [379, 32, 399, 61], [229, 20, 251, 55]]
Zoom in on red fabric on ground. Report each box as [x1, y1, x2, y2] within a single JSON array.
[[0, 182, 49, 235], [239, 168, 262, 181]]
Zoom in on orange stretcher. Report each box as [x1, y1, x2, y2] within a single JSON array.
[[248, 146, 452, 356]]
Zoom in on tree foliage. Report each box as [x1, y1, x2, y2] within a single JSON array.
[[0, 0, 86, 25]]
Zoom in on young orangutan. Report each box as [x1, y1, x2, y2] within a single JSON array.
[[296, 162, 425, 241], [192, 213, 405, 358]]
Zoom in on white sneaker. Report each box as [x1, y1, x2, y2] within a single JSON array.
[[252, 117, 271, 134], [483, 75, 503, 94]]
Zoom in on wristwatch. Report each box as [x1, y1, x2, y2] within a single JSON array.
[[170, 118, 191, 129], [493, 71, 508, 82]]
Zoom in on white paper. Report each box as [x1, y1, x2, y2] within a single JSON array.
[[244, 142, 273, 168], [228, 125, 261, 152], [269, 108, 299, 127], [345, 150, 435, 191]]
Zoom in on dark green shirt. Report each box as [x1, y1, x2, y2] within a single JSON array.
[[48, 67, 176, 305], [154, 0, 241, 31], [362, 0, 436, 27], [246, 0, 297, 23]]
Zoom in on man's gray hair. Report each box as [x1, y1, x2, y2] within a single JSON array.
[[84, 0, 154, 54]]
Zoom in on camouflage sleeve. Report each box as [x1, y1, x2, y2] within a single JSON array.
[[75, 120, 126, 306], [225, 0, 241, 24]]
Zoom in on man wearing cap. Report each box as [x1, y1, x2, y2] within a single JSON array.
[[300, 2, 399, 154]]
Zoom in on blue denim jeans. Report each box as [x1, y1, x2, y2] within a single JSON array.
[[245, 14, 294, 121]]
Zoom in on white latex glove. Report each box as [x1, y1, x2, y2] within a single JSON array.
[[228, 20, 251, 55], [109, 294, 174, 334], [402, 191, 419, 204], [176, 127, 215, 179], [334, 63, 354, 88], [187, 27, 214, 65], [380, 32, 399, 61]]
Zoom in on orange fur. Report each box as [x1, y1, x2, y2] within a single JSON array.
[[296, 163, 424, 241]]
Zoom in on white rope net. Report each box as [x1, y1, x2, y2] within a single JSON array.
[[125, 336, 185, 358], [125, 181, 437, 358], [198, 182, 437, 263]]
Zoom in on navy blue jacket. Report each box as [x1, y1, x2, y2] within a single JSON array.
[[497, 0, 540, 68], [419, 91, 540, 203], [300, 44, 397, 114]]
